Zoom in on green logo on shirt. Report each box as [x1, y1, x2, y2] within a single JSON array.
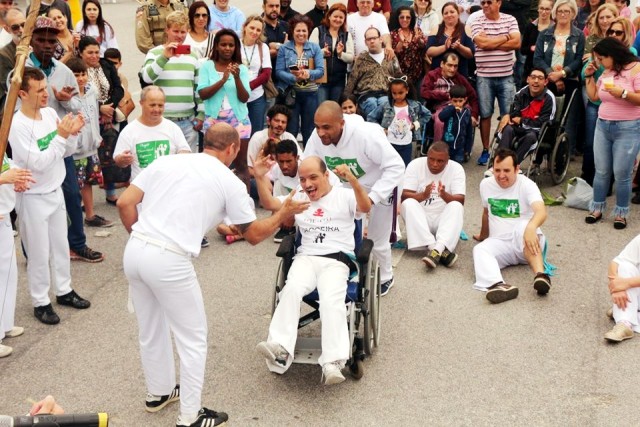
[[489, 198, 520, 218], [324, 156, 365, 181], [1, 154, 9, 173], [136, 140, 170, 169], [37, 130, 58, 151]]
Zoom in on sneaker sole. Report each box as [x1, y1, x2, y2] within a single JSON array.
[[604, 333, 633, 342], [84, 222, 115, 228], [324, 373, 346, 385], [441, 253, 458, 268], [70, 254, 104, 263], [486, 287, 519, 304], [533, 278, 551, 295], [421, 257, 438, 269], [145, 395, 179, 413]]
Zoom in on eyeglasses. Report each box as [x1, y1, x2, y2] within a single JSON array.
[[480, 1, 493, 5], [556, 9, 572, 15], [607, 29, 625, 36], [398, 15, 412, 19], [194, 13, 208, 18], [529, 74, 546, 80]]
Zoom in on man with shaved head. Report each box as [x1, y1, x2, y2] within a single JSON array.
[[305, 100, 405, 296], [253, 154, 371, 385], [117, 122, 309, 427]]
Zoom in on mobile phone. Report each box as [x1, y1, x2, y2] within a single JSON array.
[[175, 44, 191, 55], [289, 65, 299, 71]]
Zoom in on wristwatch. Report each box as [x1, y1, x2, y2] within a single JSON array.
[[561, 69, 567, 78], [622, 89, 628, 99]]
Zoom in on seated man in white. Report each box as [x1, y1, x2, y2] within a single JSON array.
[[253, 155, 371, 385], [400, 141, 465, 270], [604, 234, 640, 342]]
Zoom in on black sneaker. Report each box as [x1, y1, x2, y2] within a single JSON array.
[[34, 304, 60, 325], [273, 226, 295, 243], [440, 249, 458, 268], [56, 290, 91, 309], [533, 272, 551, 295], [70, 246, 104, 263], [201, 237, 210, 248], [84, 215, 114, 228], [380, 278, 394, 296], [176, 407, 228, 427], [146, 384, 180, 413], [421, 249, 441, 269], [486, 282, 519, 304]]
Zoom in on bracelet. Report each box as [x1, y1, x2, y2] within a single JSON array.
[[584, 74, 594, 78]]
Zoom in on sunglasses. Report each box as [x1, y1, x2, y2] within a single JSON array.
[[194, 13, 208, 18], [480, 1, 493, 5], [10, 22, 24, 31], [607, 29, 624, 36]]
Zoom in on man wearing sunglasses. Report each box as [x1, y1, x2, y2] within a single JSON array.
[[469, 0, 521, 166], [0, 8, 25, 117]]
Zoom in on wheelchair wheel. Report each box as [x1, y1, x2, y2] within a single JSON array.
[[349, 359, 364, 380], [550, 132, 570, 185], [363, 258, 380, 356], [272, 259, 286, 314]]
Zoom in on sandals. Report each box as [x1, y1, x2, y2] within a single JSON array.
[[585, 212, 602, 224], [614, 217, 627, 230]]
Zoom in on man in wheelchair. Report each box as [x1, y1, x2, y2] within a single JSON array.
[[253, 155, 372, 385], [496, 68, 556, 164]]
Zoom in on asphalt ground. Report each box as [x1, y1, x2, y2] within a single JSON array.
[[1, 1, 640, 425]]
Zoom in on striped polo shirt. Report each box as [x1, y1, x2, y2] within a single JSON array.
[[141, 47, 204, 119], [471, 13, 519, 78]]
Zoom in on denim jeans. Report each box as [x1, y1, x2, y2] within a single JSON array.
[[168, 117, 198, 153], [391, 143, 412, 167], [581, 101, 599, 186], [317, 82, 345, 104], [591, 118, 640, 217], [476, 75, 515, 119], [247, 94, 267, 137], [359, 96, 387, 119], [287, 90, 319, 145], [62, 156, 86, 251]]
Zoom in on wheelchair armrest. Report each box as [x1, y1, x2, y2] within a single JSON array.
[[276, 234, 296, 258], [356, 238, 374, 264]]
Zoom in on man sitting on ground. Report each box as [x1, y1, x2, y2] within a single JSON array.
[[254, 155, 371, 385], [472, 148, 551, 304], [400, 141, 465, 270]]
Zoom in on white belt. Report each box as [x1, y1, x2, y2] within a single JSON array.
[[131, 231, 189, 256]]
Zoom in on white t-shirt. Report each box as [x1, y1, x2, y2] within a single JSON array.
[[387, 106, 413, 146], [272, 162, 342, 197], [246, 128, 299, 169], [114, 118, 191, 180], [278, 186, 357, 256], [480, 174, 543, 240], [0, 155, 15, 214], [9, 108, 75, 194], [347, 12, 390, 57], [614, 234, 640, 269], [241, 42, 271, 103], [74, 21, 118, 56], [184, 33, 210, 60], [132, 153, 256, 257], [403, 157, 466, 215]]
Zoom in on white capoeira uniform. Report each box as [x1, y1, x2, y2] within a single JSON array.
[[122, 153, 255, 418], [473, 174, 545, 290], [0, 155, 17, 340], [610, 235, 640, 332], [113, 118, 191, 180], [265, 186, 359, 374], [10, 108, 76, 307], [400, 157, 465, 252], [305, 114, 405, 283]]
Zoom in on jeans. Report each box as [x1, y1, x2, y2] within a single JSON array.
[[391, 143, 412, 167], [287, 90, 319, 145], [62, 156, 86, 251], [591, 118, 640, 217], [581, 101, 599, 186], [317, 82, 345, 104], [168, 117, 198, 153], [359, 96, 387, 119], [247, 94, 267, 137], [476, 75, 515, 119]]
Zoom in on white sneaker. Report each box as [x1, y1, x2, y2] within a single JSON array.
[[604, 323, 634, 342], [0, 343, 13, 358], [5, 326, 24, 338], [256, 341, 289, 367], [322, 361, 345, 385]]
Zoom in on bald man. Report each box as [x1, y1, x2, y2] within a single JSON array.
[[254, 154, 371, 385], [305, 101, 405, 296], [117, 123, 308, 427]]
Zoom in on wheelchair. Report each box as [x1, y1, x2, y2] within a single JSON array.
[[272, 233, 381, 379], [486, 89, 574, 185]]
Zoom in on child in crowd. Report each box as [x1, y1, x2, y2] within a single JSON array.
[[366, 76, 431, 166], [103, 48, 132, 125], [438, 84, 472, 164], [66, 57, 112, 228]]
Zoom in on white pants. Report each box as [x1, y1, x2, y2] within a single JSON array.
[[368, 202, 394, 282], [400, 199, 464, 252], [0, 215, 17, 340], [612, 260, 640, 332], [15, 188, 72, 307], [124, 236, 208, 416], [266, 256, 349, 373], [472, 221, 545, 290]]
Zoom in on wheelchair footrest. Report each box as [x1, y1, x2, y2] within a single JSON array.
[[293, 337, 322, 365]]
